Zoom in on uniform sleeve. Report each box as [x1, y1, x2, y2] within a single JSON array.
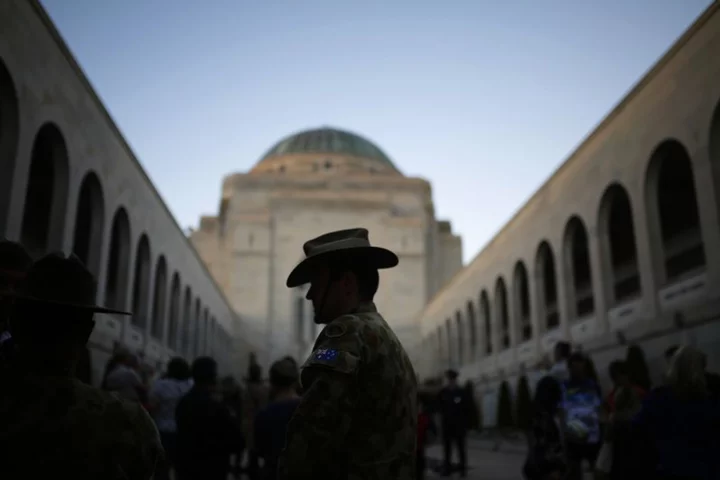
[[119, 404, 164, 480], [277, 319, 363, 480]]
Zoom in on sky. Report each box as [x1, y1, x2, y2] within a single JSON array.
[[41, 0, 713, 264]]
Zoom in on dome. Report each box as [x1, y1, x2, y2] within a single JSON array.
[[255, 127, 400, 173]]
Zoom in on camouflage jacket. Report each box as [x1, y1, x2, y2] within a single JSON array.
[[278, 302, 418, 480], [0, 374, 162, 480]]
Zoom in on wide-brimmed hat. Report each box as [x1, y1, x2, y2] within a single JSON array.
[[286, 228, 398, 288], [11, 252, 131, 315], [0, 240, 32, 291]]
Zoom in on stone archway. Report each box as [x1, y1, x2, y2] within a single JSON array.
[[130, 234, 151, 329], [0, 59, 20, 235], [536, 241, 559, 330], [72, 171, 105, 277], [150, 255, 167, 339], [645, 140, 705, 284], [513, 261, 531, 342], [598, 184, 641, 305], [564, 216, 594, 319], [20, 123, 69, 256], [104, 208, 131, 310]]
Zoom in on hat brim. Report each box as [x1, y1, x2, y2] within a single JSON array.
[[286, 246, 399, 288], [10, 293, 132, 315]]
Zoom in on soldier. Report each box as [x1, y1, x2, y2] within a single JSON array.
[[278, 228, 418, 480], [0, 252, 162, 479]]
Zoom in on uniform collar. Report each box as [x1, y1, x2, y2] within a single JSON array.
[[350, 302, 377, 314]]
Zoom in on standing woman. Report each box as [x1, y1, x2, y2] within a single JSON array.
[[148, 357, 193, 480]]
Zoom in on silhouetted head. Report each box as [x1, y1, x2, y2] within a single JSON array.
[[167, 357, 191, 381], [192, 356, 218, 387]]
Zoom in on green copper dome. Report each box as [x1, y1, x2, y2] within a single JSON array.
[[259, 127, 399, 170]]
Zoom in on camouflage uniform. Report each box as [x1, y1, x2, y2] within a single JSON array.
[[277, 301, 418, 480], [0, 374, 162, 479]]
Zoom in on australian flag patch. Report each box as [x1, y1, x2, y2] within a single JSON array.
[[314, 348, 339, 361]]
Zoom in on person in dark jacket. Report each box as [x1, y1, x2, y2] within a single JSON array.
[[254, 358, 301, 480], [437, 369, 471, 477], [175, 357, 240, 480], [523, 376, 567, 480]]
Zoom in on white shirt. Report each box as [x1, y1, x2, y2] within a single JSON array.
[[149, 377, 192, 433], [105, 364, 143, 401]]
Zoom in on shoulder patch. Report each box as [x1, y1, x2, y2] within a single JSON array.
[[303, 347, 360, 375], [323, 322, 347, 338]]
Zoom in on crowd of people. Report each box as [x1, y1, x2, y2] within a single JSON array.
[[0, 227, 421, 480], [8, 224, 718, 480], [523, 341, 720, 480]]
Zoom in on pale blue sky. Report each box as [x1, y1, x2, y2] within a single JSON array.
[[41, 0, 712, 263]]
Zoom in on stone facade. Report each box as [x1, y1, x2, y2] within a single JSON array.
[[411, 1, 720, 419], [191, 130, 463, 364], [0, 0, 257, 382]]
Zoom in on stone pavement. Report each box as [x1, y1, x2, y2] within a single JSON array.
[[423, 435, 593, 479], [424, 436, 526, 479]]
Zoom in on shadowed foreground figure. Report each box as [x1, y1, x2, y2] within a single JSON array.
[[0, 253, 162, 480], [278, 228, 418, 480], [0, 240, 32, 373]]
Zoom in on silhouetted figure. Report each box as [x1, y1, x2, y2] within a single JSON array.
[[149, 357, 192, 480], [437, 369, 471, 477], [176, 356, 239, 480], [254, 358, 301, 480], [0, 253, 161, 479]]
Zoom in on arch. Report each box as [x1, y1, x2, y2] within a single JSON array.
[[436, 326, 444, 366], [104, 208, 131, 310], [150, 255, 168, 339], [536, 241, 559, 330], [193, 298, 201, 358], [563, 216, 594, 319], [181, 287, 193, 355], [480, 290, 492, 355], [466, 300, 477, 358], [445, 317, 452, 367], [131, 234, 152, 329], [599, 184, 641, 304], [515, 375, 532, 430], [209, 316, 217, 355], [645, 139, 705, 283], [167, 272, 181, 349], [708, 99, 720, 225], [513, 261, 531, 342], [202, 308, 210, 355], [295, 295, 305, 343], [20, 123, 70, 256], [496, 380, 514, 428], [72, 172, 105, 277], [0, 59, 20, 234], [494, 278, 510, 350], [455, 310, 464, 364]]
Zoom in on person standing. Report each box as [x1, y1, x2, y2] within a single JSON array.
[[175, 357, 239, 480], [254, 358, 302, 480], [561, 353, 602, 480], [148, 357, 193, 480], [0, 253, 162, 479], [278, 228, 418, 480], [437, 369, 471, 477]]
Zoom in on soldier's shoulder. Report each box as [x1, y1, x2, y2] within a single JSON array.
[[74, 382, 159, 440]]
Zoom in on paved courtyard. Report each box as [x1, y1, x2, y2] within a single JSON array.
[[424, 437, 526, 480]]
